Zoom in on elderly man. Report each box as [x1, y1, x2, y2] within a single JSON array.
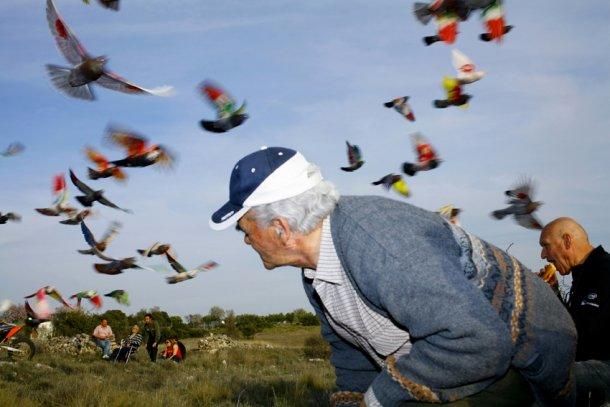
[[210, 147, 576, 406], [92, 318, 113, 359], [540, 217, 610, 405]]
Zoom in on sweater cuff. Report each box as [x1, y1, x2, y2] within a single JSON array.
[[364, 387, 382, 407]]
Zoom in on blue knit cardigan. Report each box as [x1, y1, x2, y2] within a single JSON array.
[[302, 196, 576, 406]]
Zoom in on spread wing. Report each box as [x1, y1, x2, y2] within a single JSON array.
[[165, 252, 187, 274], [85, 147, 110, 169], [69, 169, 94, 195], [97, 195, 131, 213], [199, 81, 237, 119], [80, 221, 99, 248], [506, 178, 534, 203], [197, 261, 218, 272], [105, 126, 149, 155], [1, 142, 25, 157], [46, 0, 89, 65], [100, 221, 121, 246], [346, 141, 362, 165], [515, 214, 543, 230], [96, 72, 174, 97]]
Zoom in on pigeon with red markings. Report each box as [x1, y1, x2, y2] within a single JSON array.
[[69, 169, 131, 213], [105, 126, 175, 169], [36, 174, 78, 217], [491, 178, 544, 230], [46, 0, 173, 101], [70, 290, 102, 309], [402, 133, 442, 176], [340, 141, 364, 172], [24, 286, 72, 319], [198, 81, 248, 133], [384, 97, 415, 121], [164, 252, 217, 284], [1, 143, 25, 158], [85, 147, 126, 181]]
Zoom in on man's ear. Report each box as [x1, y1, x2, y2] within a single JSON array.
[[562, 233, 572, 250], [272, 218, 293, 246]]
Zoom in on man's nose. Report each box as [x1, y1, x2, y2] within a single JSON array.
[[540, 248, 546, 259]]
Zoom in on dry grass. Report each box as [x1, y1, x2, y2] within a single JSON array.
[[0, 326, 334, 407]]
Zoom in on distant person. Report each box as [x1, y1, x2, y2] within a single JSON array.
[[161, 336, 183, 363], [209, 147, 577, 406], [540, 217, 610, 405], [142, 313, 160, 362], [92, 318, 113, 359], [110, 324, 143, 362]]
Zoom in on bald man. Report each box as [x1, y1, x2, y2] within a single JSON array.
[[540, 217, 610, 405]]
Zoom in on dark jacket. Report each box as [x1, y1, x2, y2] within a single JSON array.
[[568, 245, 610, 361], [303, 196, 576, 406], [142, 320, 160, 344]]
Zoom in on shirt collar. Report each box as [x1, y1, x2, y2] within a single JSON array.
[[303, 217, 343, 285]]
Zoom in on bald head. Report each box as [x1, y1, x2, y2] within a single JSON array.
[[540, 217, 594, 275]]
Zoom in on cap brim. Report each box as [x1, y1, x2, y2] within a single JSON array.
[[209, 201, 250, 231]]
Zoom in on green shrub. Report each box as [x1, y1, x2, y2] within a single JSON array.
[[303, 334, 330, 359], [52, 309, 96, 337]]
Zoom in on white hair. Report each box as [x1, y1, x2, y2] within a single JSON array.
[[250, 165, 340, 234]]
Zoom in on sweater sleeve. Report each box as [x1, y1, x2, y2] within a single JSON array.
[[302, 275, 379, 392], [367, 244, 513, 404]]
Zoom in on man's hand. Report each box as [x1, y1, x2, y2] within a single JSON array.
[[537, 264, 558, 288], [152, 342, 157, 348]]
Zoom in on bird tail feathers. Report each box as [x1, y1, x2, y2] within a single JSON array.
[[414, 2, 433, 25], [46, 65, 95, 101]]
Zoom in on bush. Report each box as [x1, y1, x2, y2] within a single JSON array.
[[52, 309, 96, 337], [303, 334, 330, 359]]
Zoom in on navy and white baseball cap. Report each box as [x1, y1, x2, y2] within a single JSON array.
[[209, 147, 323, 230]]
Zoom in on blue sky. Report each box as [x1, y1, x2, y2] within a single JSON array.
[[1, 0, 609, 317]]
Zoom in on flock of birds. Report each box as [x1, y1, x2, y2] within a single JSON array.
[[1, 0, 544, 322]]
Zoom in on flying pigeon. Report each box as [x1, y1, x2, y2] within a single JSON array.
[[77, 221, 121, 256], [69, 169, 131, 213], [24, 286, 72, 319], [138, 242, 171, 257], [434, 76, 471, 109], [438, 204, 462, 226], [0, 212, 21, 224], [104, 290, 130, 305], [198, 81, 248, 133], [24, 301, 51, 326], [82, 0, 120, 11], [85, 147, 126, 181], [491, 178, 544, 230], [35, 174, 78, 218], [452, 49, 485, 85], [46, 0, 173, 101], [340, 141, 364, 172], [94, 257, 141, 275], [105, 126, 175, 169], [59, 209, 92, 225], [164, 252, 217, 284], [402, 133, 442, 176], [384, 97, 415, 121], [70, 290, 102, 309], [1, 142, 25, 158], [413, 0, 512, 46], [372, 174, 411, 197]]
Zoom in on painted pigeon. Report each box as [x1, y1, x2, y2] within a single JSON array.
[[340, 141, 364, 172], [85, 147, 126, 181], [402, 133, 442, 176], [24, 286, 72, 318], [35, 174, 78, 217], [452, 49, 485, 84], [198, 81, 248, 133], [0, 212, 21, 224], [434, 50, 483, 109], [1, 143, 25, 158], [372, 174, 411, 197], [384, 97, 415, 121], [77, 221, 121, 256], [69, 169, 131, 213], [105, 126, 175, 169], [24, 301, 50, 326], [164, 252, 217, 284], [491, 178, 544, 230], [46, 0, 173, 100], [413, 0, 512, 45], [104, 290, 130, 305], [138, 242, 171, 257], [70, 290, 102, 309]]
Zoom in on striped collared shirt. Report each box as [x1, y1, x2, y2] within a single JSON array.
[[303, 217, 412, 367]]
